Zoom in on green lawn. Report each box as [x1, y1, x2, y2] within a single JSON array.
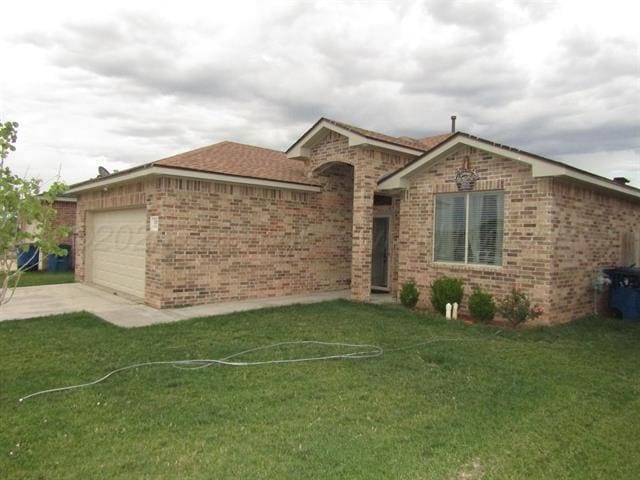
[[1, 301, 638, 479], [10, 270, 75, 288]]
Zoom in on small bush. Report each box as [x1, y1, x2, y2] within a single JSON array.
[[468, 287, 496, 323], [498, 287, 544, 326], [430, 276, 464, 315], [399, 280, 420, 309]]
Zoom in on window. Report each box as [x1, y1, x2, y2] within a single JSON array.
[[434, 191, 504, 266]]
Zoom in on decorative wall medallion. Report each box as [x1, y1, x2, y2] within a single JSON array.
[[455, 156, 479, 191]]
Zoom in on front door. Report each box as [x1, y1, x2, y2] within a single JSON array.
[[371, 217, 390, 290]]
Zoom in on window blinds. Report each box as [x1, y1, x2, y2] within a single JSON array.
[[434, 194, 466, 263], [434, 191, 504, 266], [467, 192, 503, 265]]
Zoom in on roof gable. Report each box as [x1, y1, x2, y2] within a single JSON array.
[[286, 117, 446, 158], [378, 132, 640, 200]]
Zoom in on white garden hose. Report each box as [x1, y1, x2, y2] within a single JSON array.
[[18, 337, 492, 402]]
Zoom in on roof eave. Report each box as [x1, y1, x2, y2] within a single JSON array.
[[377, 133, 640, 200], [66, 166, 322, 195], [286, 118, 425, 159]]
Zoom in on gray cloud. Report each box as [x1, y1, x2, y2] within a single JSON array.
[[541, 32, 639, 95], [423, 0, 512, 43], [401, 50, 530, 106], [3, 0, 639, 187], [500, 120, 640, 156]]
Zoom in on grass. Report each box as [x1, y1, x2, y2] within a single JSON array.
[[9, 270, 75, 288], [1, 300, 639, 479]]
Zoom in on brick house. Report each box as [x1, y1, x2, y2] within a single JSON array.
[[50, 197, 77, 269], [67, 118, 640, 324], [51, 197, 77, 244], [25, 196, 77, 271]]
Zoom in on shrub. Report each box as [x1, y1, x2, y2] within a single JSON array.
[[399, 280, 420, 309], [430, 276, 464, 315], [497, 287, 544, 326], [468, 287, 496, 323]]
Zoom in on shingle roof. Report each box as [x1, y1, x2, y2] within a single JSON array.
[[378, 131, 640, 197], [154, 141, 317, 186], [69, 119, 455, 191], [415, 133, 454, 150], [321, 117, 451, 152]]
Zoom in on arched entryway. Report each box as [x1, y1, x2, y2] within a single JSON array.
[[310, 159, 378, 302]]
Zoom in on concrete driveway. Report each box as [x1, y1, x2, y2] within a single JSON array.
[[0, 283, 351, 328]]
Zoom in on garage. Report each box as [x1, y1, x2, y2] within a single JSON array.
[[88, 208, 146, 299]]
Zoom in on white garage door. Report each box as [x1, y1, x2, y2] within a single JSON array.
[[89, 208, 146, 299]]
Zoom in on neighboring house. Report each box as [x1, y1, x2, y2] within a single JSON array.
[[50, 196, 77, 269], [21, 196, 77, 271], [66, 118, 640, 324], [51, 197, 77, 244]]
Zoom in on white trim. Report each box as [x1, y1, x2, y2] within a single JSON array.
[[378, 136, 640, 200], [432, 190, 505, 268], [464, 194, 470, 264], [287, 119, 424, 159], [432, 261, 503, 271], [554, 166, 640, 198], [37, 195, 77, 202], [66, 166, 322, 194], [431, 191, 437, 264]]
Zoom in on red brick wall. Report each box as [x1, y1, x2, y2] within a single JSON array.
[[73, 131, 639, 322], [397, 145, 556, 324], [307, 131, 414, 300], [75, 174, 354, 308], [44, 200, 77, 269], [148, 172, 353, 308], [548, 180, 640, 320], [395, 144, 640, 324], [52, 200, 76, 244]]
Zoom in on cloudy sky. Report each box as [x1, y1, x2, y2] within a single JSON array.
[[1, 0, 639, 187]]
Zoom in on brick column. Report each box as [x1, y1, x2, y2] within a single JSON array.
[[350, 165, 375, 301], [74, 205, 86, 282]]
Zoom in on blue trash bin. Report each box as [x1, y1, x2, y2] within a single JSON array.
[[47, 244, 72, 273], [610, 287, 640, 321], [17, 244, 39, 271], [46, 253, 58, 272], [604, 267, 640, 321]]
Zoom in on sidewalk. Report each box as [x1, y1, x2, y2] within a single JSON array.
[[0, 283, 352, 327]]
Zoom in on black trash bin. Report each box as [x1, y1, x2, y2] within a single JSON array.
[[603, 267, 640, 321]]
